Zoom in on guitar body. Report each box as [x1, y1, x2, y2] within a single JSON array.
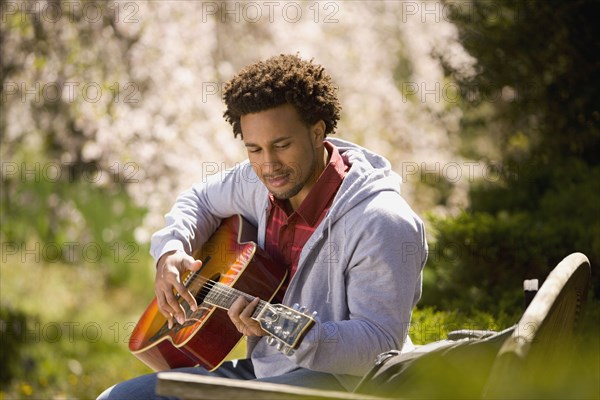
[[128, 215, 287, 371]]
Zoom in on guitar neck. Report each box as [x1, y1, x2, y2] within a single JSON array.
[[182, 261, 314, 352], [203, 282, 269, 321], [184, 273, 314, 352]]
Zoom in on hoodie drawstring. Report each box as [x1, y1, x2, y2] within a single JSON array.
[[326, 218, 333, 304]]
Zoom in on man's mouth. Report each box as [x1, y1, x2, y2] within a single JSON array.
[[264, 173, 290, 188]]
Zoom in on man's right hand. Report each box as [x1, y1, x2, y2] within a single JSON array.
[[154, 250, 203, 329]]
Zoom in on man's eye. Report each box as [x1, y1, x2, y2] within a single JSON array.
[[275, 143, 289, 149], [247, 148, 261, 153]]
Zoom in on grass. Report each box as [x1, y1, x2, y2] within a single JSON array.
[[0, 253, 156, 399]]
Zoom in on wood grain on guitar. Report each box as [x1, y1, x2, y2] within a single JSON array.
[[128, 215, 316, 371]]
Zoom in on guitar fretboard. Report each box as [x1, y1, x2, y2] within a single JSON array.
[[203, 282, 268, 320]]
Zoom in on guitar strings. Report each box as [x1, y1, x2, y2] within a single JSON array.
[[184, 272, 267, 319], [183, 271, 312, 341]]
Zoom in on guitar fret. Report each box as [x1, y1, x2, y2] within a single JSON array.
[[204, 282, 266, 321], [253, 301, 267, 319]]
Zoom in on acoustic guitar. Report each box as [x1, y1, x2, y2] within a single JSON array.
[[128, 215, 316, 371]]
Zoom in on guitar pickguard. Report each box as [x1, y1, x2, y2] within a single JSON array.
[[147, 303, 214, 342]]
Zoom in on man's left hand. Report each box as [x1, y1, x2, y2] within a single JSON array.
[[228, 296, 267, 337]]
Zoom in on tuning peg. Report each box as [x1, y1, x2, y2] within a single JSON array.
[[311, 311, 318, 317], [282, 347, 295, 356], [266, 336, 276, 346], [299, 306, 307, 313], [276, 342, 284, 351], [292, 303, 300, 310]]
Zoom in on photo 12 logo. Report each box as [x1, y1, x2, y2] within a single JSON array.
[[2, 320, 139, 344], [2, 81, 140, 104], [400, 161, 520, 185], [399, 81, 540, 104], [1, 241, 139, 264], [1, 161, 141, 185], [400, 1, 535, 23], [199, 1, 340, 24], [1, 1, 140, 24]]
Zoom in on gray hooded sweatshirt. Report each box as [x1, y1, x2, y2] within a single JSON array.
[[150, 137, 428, 390]]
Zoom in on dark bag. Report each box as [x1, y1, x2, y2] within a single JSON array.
[[353, 329, 513, 399]]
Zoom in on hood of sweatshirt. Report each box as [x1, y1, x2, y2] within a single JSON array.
[[280, 137, 405, 303], [323, 137, 402, 225]]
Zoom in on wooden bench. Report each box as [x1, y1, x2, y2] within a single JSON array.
[[483, 252, 591, 398], [156, 373, 390, 400], [156, 252, 591, 400]]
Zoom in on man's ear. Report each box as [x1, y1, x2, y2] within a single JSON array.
[[311, 120, 326, 145]]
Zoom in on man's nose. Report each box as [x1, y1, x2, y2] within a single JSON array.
[[262, 151, 282, 173]]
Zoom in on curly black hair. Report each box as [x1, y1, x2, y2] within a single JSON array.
[[222, 54, 341, 138]]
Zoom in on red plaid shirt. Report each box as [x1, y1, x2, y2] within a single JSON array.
[[264, 141, 349, 290]]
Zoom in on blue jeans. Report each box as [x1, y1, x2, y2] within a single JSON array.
[[97, 359, 345, 400]]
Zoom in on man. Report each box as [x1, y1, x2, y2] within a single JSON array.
[[99, 54, 427, 399]]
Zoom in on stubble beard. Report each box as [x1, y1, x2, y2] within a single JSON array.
[[270, 147, 318, 200]]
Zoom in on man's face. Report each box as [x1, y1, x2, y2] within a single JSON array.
[[240, 103, 325, 208]]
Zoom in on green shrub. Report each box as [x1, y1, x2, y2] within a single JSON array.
[[0, 306, 35, 385]]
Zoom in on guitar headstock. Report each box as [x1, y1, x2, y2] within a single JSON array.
[[257, 303, 316, 355]]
